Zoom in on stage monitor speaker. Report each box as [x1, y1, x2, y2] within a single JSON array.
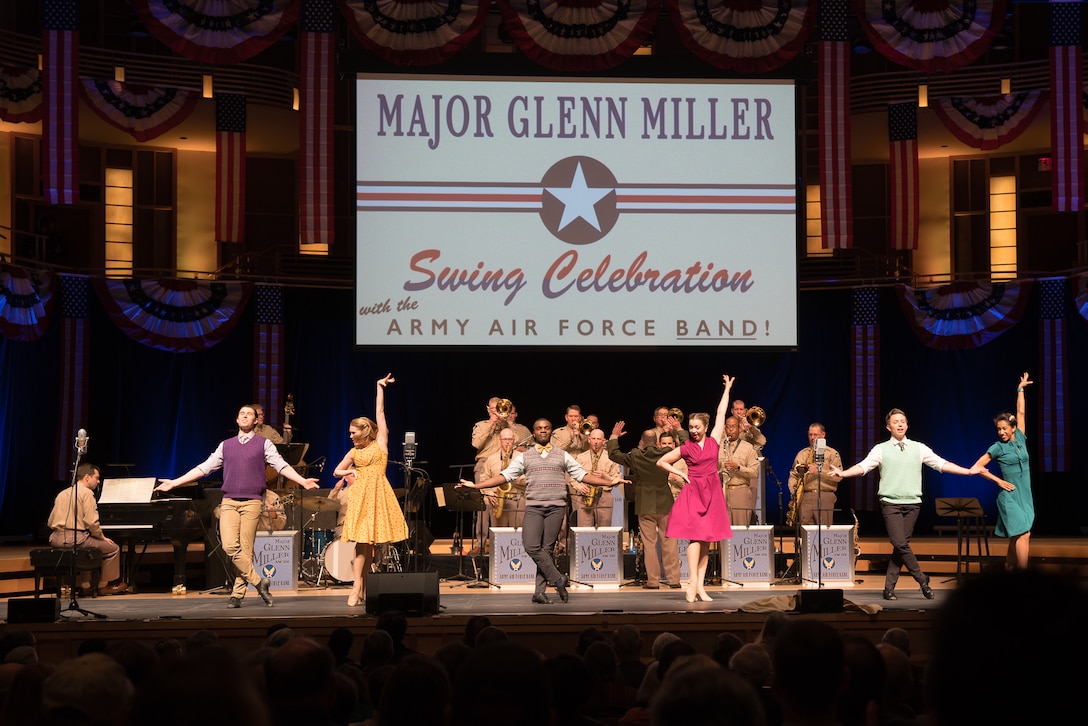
[[795, 589, 844, 613], [365, 572, 439, 616], [7, 597, 61, 623]]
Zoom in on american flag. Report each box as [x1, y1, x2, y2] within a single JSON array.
[[300, 0, 335, 246], [1050, 1, 1084, 212], [1038, 277, 1069, 472], [254, 284, 285, 424], [819, 0, 852, 249], [850, 287, 880, 511], [888, 102, 919, 251], [41, 0, 79, 205], [57, 274, 89, 480], [216, 94, 247, 243]]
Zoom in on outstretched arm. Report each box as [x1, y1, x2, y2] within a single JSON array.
[[1016, 372, 1032, 435], [708, 374, 735, 443], [375, 373, 394, 452]]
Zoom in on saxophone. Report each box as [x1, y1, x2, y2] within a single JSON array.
[[785, 447, 813, 527], [582, 450, 603, 507], [491, 452, 512, 520]]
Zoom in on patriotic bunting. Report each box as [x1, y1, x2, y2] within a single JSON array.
[[1050, 0, 1085, 212], [819, 0, 852, 249], [131, 0, 303, 65], [1074, 271, 1088, 326], [932, 91, 1048, 151], [254, 284, 285, 422], [851, 0, 1008, 72], [340, 0, 488, 67], [496, 0, 660, 71], [664, 0, 815, 73], [0, 263, 55, 342], [894, 280, 1032, 351], [92, 278, 253, 353], [1037, 277, 1069, 472], [56, 274, 90, 480], [216, 94, 247, 244], [80, 80, 199, 142], [41, 0, 80, 205], [0, 65, 43, 123], [850, 287, 880, 511], [888, 102, 918, 251], [300, 0, 335, 246]]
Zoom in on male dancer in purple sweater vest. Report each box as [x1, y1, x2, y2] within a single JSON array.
[[158, 405, 319, 607]]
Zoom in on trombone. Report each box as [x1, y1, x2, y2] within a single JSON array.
[[495, 398, 513, 419]]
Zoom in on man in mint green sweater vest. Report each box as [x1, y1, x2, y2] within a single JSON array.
[[832, 409, 974, 601]]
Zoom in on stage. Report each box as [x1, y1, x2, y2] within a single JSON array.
[[3, 536, 1085, 667]]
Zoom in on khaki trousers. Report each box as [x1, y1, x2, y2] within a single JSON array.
[[219, 497, 263, 599]]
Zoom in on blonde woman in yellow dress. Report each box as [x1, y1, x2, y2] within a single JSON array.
[[332, 373, 409, 606]]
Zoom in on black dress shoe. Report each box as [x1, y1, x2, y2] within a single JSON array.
[[920, 581, 935, 599], [227, 597, 242, 609], [531, 593, 552, 604], [667, 583, 682, 589], [882, 589, 898, 601], [256, 577, 274, 606], [555, 575, 569, 603]]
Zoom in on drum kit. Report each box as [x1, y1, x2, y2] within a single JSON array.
[[297, 496, 404, 586]]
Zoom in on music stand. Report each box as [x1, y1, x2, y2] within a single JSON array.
[[438, 484, 484, 586], [935, 497, 989, 582]]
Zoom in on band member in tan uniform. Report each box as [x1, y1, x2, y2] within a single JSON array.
[[574, 429, 622, 527], [719, 416, 760, 525], [481, 428, 527, 529], [787, 423, 842, 526], [470, 397, 510, 554]]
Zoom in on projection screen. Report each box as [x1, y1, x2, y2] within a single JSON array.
[[356, 75, 797, 348]]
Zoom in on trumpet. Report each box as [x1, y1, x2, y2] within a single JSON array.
[[746, 406, 766, 428], [667, 407, 684, 421], [579, 419, 595, 434], [495, 398, 513, 419]]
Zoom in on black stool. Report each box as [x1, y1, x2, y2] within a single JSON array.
[[29, 548, 104, 598]]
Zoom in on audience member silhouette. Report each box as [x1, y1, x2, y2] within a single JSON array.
[[925, 569, 1087, 724], [837, 632, 885, 726], [452, 642, 554, 726], [378, 653, 451, 726], [770, 618, 846, 726], [612, 624, 648, 690], [264, 637, 338, 726], [651, 654, 766, 726]]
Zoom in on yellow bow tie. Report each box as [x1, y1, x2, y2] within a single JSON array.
[[536, 444, 552, 453]]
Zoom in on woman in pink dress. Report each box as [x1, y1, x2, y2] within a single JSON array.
[[657, 374, 734, 602]]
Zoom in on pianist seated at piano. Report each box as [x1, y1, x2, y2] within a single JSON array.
[[156, 404, 320, 608], [47, 463, 129, 595]]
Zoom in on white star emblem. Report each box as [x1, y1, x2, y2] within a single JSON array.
[[545, 161, 614, 231]]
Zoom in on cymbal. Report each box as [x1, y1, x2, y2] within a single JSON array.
[[301, 497, 341, 512]]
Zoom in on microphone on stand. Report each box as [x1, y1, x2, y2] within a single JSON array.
[[814, 437, 826, 464], [75, 428, 89, 455], [403, 431, 417, 466]]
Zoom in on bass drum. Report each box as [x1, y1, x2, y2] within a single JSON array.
[[322, 539, 357, 583]]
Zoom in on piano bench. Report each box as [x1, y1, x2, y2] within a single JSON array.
[[29, 548, 104, 599]]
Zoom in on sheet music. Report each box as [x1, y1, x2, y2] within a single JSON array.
[[99, 477, 156, 504]]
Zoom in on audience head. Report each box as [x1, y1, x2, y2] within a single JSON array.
[[771, 618, 846, 722], [42, 653, 134, 726], [361, 629, 395, 670], [379, 654, 451, 726], [711, 632, 744, 669], [926, 570, 1087, 724], [326, 627, 355, 665], [838, 632, 885, 726], [462, 615, 492, 648], [612, 624, 643, 660], [264, 637, 336, 711], [651, 632, 681, 661], [575, 626, 605, 656], [652, 654, 766, 726], [728, 643, 772, 689], [452, 642, 553, 726], [474, 625, 509, 647], [880, 627, 911, 657], [376, 610, 409, 644]]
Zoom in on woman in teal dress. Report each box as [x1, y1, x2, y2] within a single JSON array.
[[972, 372, 1035, 570]]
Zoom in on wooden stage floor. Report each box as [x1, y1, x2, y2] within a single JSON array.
[[3, 536, 1085, 667]]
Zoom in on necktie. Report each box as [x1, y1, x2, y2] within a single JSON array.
[[896, 441, 906, 451]]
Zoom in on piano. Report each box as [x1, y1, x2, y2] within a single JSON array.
[[99, 488, 217, 592]]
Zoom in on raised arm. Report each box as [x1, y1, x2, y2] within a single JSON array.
[[708, 374, 735, 443], [375, 373, 394, 452], [1016, 372, 1032, 435]]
